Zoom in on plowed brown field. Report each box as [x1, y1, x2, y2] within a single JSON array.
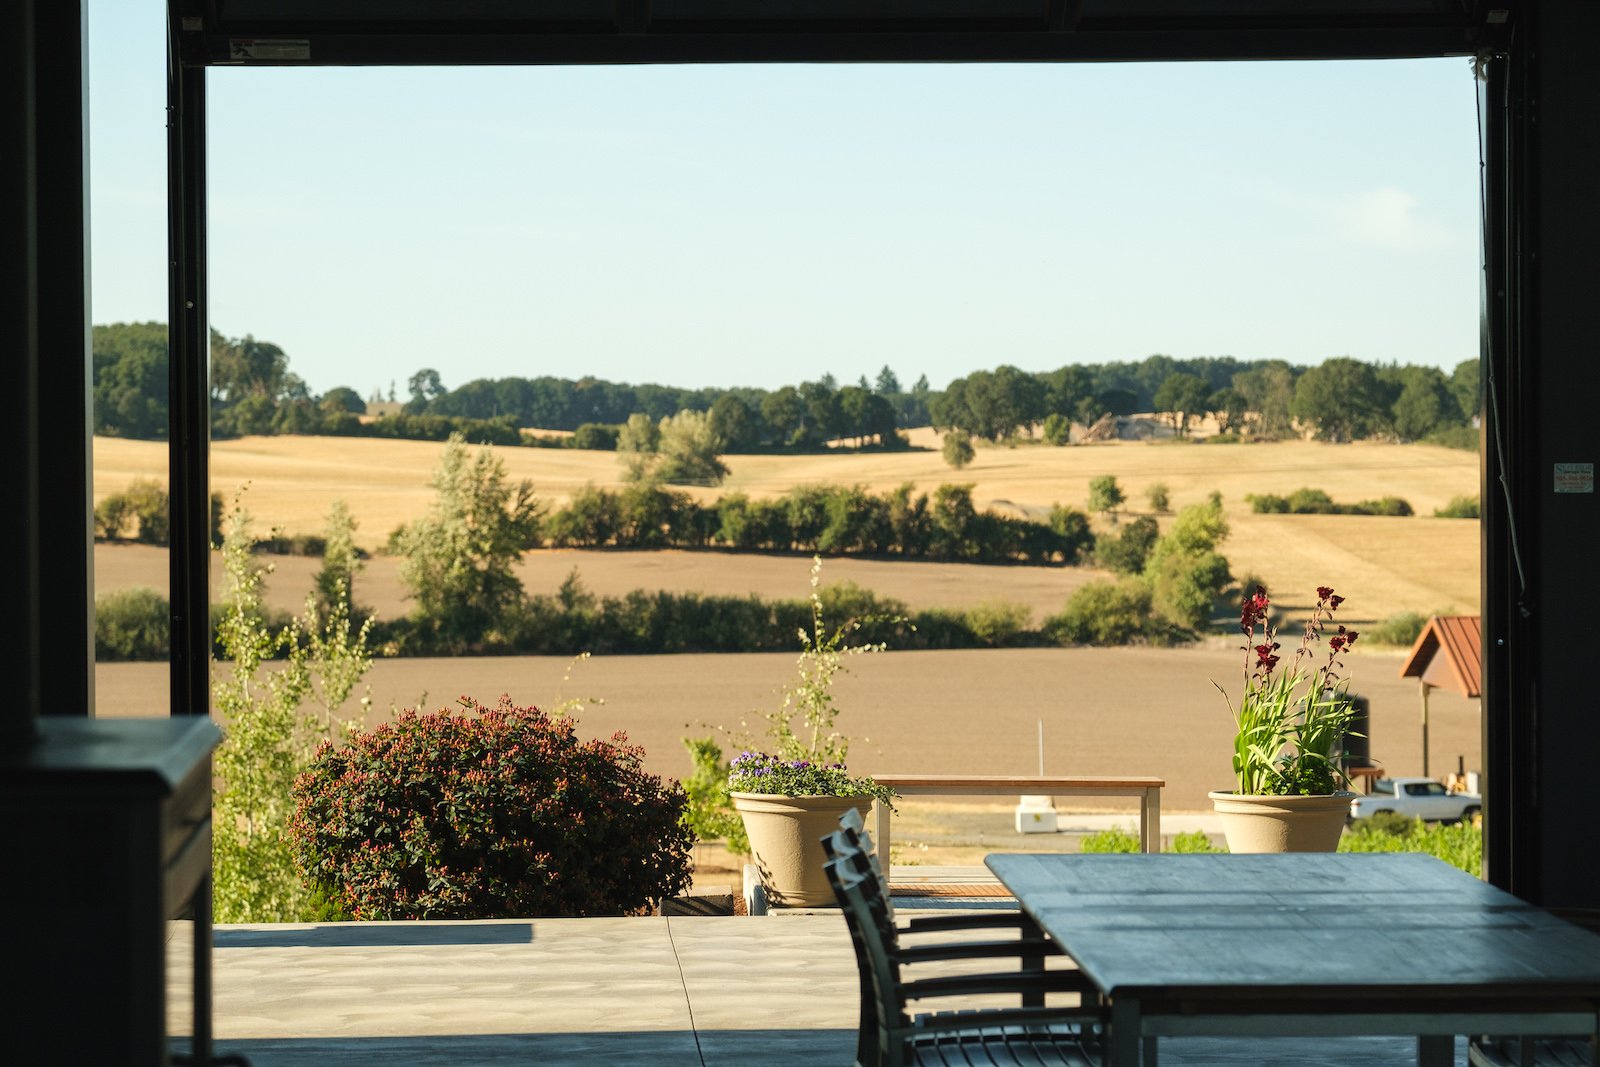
[[95, 644, 1478, 814]]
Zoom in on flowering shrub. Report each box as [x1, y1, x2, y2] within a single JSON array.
[[727, 751, 895, 807], [1219, 585, 1361, 796], [290, 695, 693, 919]]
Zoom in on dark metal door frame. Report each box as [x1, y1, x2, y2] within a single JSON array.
[[164, 1, 1530, 895]]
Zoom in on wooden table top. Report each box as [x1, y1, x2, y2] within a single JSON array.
[[985, 853, 1600, 1003]]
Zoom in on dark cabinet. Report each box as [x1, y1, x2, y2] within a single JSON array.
[[0, 717, 222, 1065]]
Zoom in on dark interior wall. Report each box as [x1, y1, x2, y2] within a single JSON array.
[[1522, 0, 1600, 909]]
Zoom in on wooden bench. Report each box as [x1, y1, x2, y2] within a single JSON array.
[[870, 774, 1166, 864]]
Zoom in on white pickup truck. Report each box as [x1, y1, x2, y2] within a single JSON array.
[[1348, 777, 1481, 824]]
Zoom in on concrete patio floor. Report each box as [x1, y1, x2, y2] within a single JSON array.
[[170, 904, 1471, 1066]]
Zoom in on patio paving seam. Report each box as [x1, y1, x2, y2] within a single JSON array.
[[664, 915, 708, 1067]]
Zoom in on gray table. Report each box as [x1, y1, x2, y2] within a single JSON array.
[[986, 852, 1600, 1066]]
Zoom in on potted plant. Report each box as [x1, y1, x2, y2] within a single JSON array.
[[728, 557, 897, 907], [1209, 585, 1362, 853]]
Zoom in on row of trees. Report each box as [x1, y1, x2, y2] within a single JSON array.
[[91, 322, 933, 449], [535, 481, 1094, 566], [417, 367, 928, 452], [389, 437, 1225, 655], [93, 322, 1478, 449], [933, 357, 1480, 445]]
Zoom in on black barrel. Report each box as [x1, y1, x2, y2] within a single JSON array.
[[1341, 694, 1373, 769]]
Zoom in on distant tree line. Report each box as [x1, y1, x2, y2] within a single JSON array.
[[534, 482, 1094, 565], [414, 366, 928, 452], [932, 356, 1480, 447], [92, 322, 1479, 450]]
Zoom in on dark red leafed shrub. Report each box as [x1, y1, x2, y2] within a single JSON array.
[[290, 695, 693, 919]]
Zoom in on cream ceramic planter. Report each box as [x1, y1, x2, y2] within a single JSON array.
[[730, 792, 868, 907], [1208, 791, 1354, 853]]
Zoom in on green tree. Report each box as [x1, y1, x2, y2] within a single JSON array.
[[1233, 362, 1296, 438], [1449, 358, 1481, 421], [1047, 505, 1095, 563], [798, 379, 843, 445], [942, 429, 975, 469], [1096, 515, 1160, 575], [210, 330, 309, 436], [1088, 475, 1125, 521], [1153, 372, 1210, 436], [1144, 499, 1232, 631], [405, 367, 448, 412], [319, 386, 367, 415], [874, 365, 902, 395], [1147, 481, 1171, 513], [92, 321, 169, 438], [93, 493, 134, 540], [313, 499, 363, 618], [760, 386, 807, 448], [211, 493, 374, 923], [1292, 358, 1387, 442], [655, 409, 729, 485], [617, 412, 662, 481], [1208, 388, 1248, 435], [124, 478, 170, 545], [708, 394, 757, 452], [1042, 412, 1072, 446], [1041, 365, 1093, 424], [1392, 368, 1459, 441], [935, 365, 1048, 441], [396, 433, 545, 648]]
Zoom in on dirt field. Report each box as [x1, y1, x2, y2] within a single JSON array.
[[94, 432, 1479, 621], [95, 644, 1480, 815]]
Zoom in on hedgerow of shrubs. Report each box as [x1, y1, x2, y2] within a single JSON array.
[[1340, 814, 1481, 874], [1434, 494, 1480, 519], [1094, 515, 1159, 575], [93, 478, 170, 543], [93, 575, 1047, 662], [1246, 488, 1413, 516], [1042, 578, 1174, 646], [540, 482, 1095, 566], [289, 695, 694, 919], [373, 573, 1041, 657], [1366, 611, 1431, 647], [94, 587, 171, 660]]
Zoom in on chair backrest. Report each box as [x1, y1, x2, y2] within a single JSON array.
[[825, 826, 911, 1066], [836, 806, 895, 921]]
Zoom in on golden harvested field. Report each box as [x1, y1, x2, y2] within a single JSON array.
[[95, 644, 1480, 814], [94, 433, 1480, 620]]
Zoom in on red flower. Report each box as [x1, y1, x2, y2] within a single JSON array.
[[1317, 585, 1335, 601], [1329, 594, 1345, 610], [1345, 631, 1359, 647], [1239, 586, 1272, 633], [1328, 635, 1346, 653]]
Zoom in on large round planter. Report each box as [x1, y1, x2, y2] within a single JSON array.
[[730, 792, 868, 907], [1208, 791, 1354, 853]]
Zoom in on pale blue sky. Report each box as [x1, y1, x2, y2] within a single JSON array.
[[89, 1, 1482, 396]]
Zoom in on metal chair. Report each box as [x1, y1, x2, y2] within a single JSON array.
[[830, 806, 1062, 946], [824, 823, 1104, 1067], [824, 809, 1074, 1065]]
